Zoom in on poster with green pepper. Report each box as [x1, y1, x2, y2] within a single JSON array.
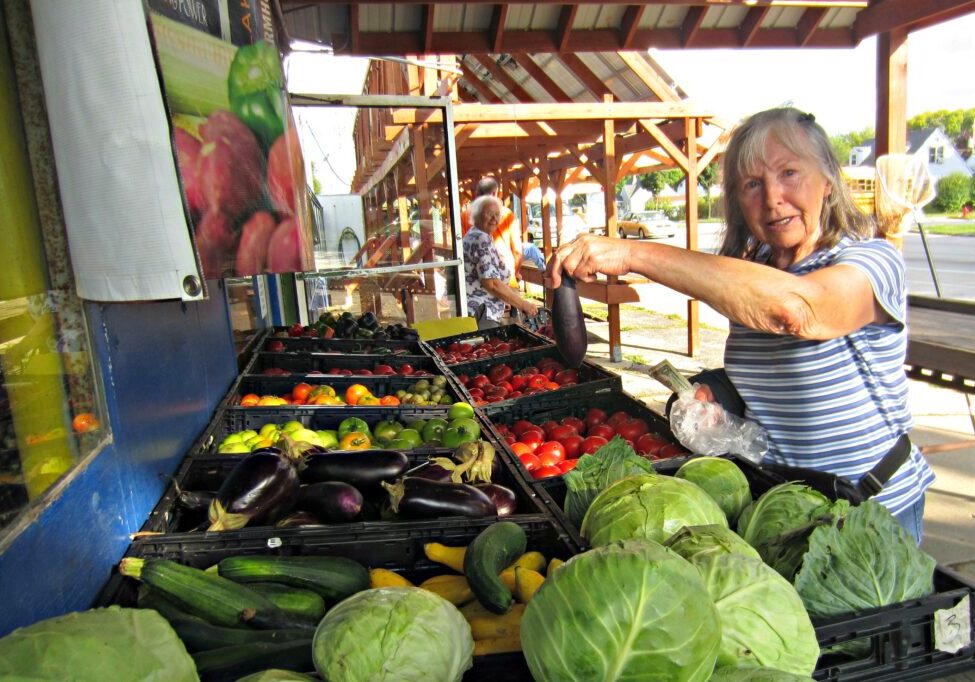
[[145, 0, 314, 279]]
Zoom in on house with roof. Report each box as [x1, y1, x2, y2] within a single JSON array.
[[849, 128, 973, 180]]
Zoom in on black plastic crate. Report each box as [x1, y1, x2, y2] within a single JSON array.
[[427, 323, 553, 365], [140, 445, 549, 535], [97, 517, 577, 681], [262, 335, 426, 355], [449, 345, 621, 408], [225, 374, 463, 409], [243, 352, 440, 377]]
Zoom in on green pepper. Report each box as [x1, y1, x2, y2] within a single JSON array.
[[227, 41, 286, 148]]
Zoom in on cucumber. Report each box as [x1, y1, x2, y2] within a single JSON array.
[[168, 617, 311, 654], [119, 557, 288, 629], [249, 582, 326, 621], [192, 639, 314, 682], [217, 555, 370, 602], [463, 521, 527, 614]]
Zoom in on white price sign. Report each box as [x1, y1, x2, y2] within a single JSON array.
[[934, 594, 972, 655]]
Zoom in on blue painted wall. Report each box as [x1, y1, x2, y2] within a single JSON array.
[[0, 283, 238, 636]]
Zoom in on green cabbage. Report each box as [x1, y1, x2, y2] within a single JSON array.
[[690, 553, 820, 676], [0, 607, 196, 681], [664, 524, 761, 562], [312, 587, 473, 681], [709, 665, 814, 680], [521, 539, 721, 681], [235, 671, 315, 681], [675, 456, 752, 524], [562, 437, 656, 527], [581, 474, 728, 547], [736, 482, 847, 579]]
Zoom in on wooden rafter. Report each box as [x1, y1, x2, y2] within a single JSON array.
[[619, 5, 646, 49], [739, 7, 769, 47], [639, 119, 689, 173], [797, 8, 827, 46], [616, 51, 679, 102], [854, 0, 975, 42], [423, 4, 435, 55], [471, 54, 534, 102], [490, 3, 508, 53], [558, 53, 613, 99], [393, 101, 713, 124], [512, 55, 573, 102], [460, 63, 503, 103], [556, 4, 577, 52], [681, 7, 706, 47]]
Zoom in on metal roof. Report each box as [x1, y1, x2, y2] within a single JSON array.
[[280, 1, 975, 55]]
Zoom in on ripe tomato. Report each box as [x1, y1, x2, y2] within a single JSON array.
[[512, 419, 536, 436], [379, 395, 401, 406], [584, 408, 607, 429], [607, 410, 632, 428], [291, 382, 313, 401], [616, 418, 650, 442], [557, 458, 579, 473], [532, 465, 562, 480], [581, 435, 609, 455], [345, 383, 372, 405], [510, 441, 532, 456], [560, 416, 586, 435], [560, 434, 585, 459], [657, 444, 687, 459], [518, 453, 541, 472], [527, 374, 549, 390], [636, 433, 667, 456], [588, 423, 616, 440], [536, 440, 566, 464], [518, 429, 546, 452], [539, 420, 561, 438], [239, 393, 260, 407], [71, 412, 100, 434], [549, 424, 577, 442]]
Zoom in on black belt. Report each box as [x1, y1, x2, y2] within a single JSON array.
[[856, 433, 913, 498]]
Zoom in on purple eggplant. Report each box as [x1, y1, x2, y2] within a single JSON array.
[[382, 477, 497, 519], [475, 483, 518, 517], [301, 450, 409, 488], [294, 482, 364, 522], [275, 511, 322, 528], [552, 273, 587, 368], [207, 451, 299, 531], [406, 461, 454, 483]]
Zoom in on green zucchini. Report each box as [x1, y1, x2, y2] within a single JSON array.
[[217, 555, 369, 602], [249, 582, 326, 621], [192, 639, 314, 682], [168, 617, 311, 654], [463, 521, 528, 614], [119, 557, 290, 629], [137, 585, 205, 624]]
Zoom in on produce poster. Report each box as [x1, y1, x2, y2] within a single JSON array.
[[145, 0, 314, 279]]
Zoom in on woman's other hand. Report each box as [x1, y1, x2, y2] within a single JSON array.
[[518, 299, 539, 318], [547, 234, 632, 288]]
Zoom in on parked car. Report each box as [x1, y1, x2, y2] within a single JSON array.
[[617, 210, 676, 239], [527, 202, 589, 244]]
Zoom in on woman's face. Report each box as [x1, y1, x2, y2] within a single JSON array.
[[477, 202, 501, 232], [737, 135, 832, 267]]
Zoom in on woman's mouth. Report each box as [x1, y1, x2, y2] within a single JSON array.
[[766, 216, 793, 229]]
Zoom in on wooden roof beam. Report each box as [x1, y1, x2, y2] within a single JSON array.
[[616, 51, 680, 102], [490, 3, 508, 53], [739, 7, 769, 47], [393, 101, 713, 124], [511, 55, 573, 102], [620, 5, 647, 49], [854, 0, 975, 42], [797, 8, 827, 46], [639, 119, 689, 173], [558, 53, 613, 99], [471, 53, 535, 102], [423, 4, 435, 55], [460, 63, 504, 103], [681, 7, 706, 47], [556, 4, 577, 53]]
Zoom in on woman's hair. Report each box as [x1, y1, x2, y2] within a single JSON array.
[[470, 195, 502, 229], [719, 107, 874, 260]]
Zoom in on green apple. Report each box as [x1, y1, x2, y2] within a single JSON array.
[[315, 429, 339, 449], [373, 419, 404, 444], [281, 420, 304, 434], [421, 417, 449, 444], [432, 375, 447, 388], [448, 401, 475, 421], [442, 417, 480, 448]]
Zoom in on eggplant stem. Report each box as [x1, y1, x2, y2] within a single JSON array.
[[381, 480, 405, 513]]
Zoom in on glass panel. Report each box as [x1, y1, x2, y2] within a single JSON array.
[[225, 277, 268, 357]]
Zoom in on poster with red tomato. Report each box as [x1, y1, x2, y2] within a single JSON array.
[[145, 0, 313, 279]]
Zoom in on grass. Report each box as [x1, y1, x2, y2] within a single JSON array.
[[623, 354, 650, 365], [912, 223, 975, 236]]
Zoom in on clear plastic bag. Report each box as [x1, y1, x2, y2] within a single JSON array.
[[669, 383, 769, 464]]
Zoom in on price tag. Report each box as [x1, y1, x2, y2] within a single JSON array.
[[934, 594, 972, 654]]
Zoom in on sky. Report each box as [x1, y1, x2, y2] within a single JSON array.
[[286, 12, 975, 194]]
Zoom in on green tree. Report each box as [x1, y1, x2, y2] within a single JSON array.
[[908, 108, 975, 138], [697, 162, 719, 219], [932, 172, 971, 213], [638, 172, 666, 207], [830, 128, 874, 165], [662, 168, 684, 193], [310, 161, 322, 195]]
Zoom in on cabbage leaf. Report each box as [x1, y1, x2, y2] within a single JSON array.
[[562, 437, 656, 527], [665, 524, 760, 562], [709, 665, 814, 680]]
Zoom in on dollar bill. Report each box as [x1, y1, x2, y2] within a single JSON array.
[[649, 359, 693, 394]]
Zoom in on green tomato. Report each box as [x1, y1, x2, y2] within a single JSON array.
[[338, 417, 371, 439]]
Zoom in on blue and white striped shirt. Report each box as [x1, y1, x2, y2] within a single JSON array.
[[725, 237, 935, 514]]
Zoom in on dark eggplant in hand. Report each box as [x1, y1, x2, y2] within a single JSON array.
[[552, 272, 587, 368], [208, 451, 299, 531], [475, 483, 518, 517], [382, 477, 497, 519], [301, 450, 409, 488], [294, 482, 363, 522]]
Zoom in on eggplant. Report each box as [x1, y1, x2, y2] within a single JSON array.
[[382, 477, 497, 519], [552, 272, 587, 368], [475, 483, 518, 517], [294, 482, 364, 522], [301, 450, 409, 488], [406, 461, 454, 483], [275, 511, 322, 528], [207, 451, 299, 531]]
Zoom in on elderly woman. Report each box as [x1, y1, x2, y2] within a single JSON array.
[[464, 195, 538, 329], [547, 107, 933, 543]]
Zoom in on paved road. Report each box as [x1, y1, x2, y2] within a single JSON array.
[[651, 223, 975, 301]]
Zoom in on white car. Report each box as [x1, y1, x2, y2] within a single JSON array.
[[617, 210, 677, 239], [527, 203, 589, 244]]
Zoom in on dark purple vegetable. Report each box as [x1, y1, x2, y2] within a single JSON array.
[[552, 272, 587, 368], [294, 482, 364, 522], [381, 477, 497, 519], [301, 450, 409, 488], [475, 483, 518, 517], [208, 451, 299, 531], [406, 461, 454, 482], [274, 511, 322, 528], [177, 489, 216, 512]]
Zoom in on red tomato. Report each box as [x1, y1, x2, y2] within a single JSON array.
[[657, 444, 687, 459], [528, 374, 549, 390], [494, 423, 510, 435], [616, 418, 650, 442], [636, 433, 667, 456], [557, 458, 579, 473], [469, 374, 491, 389], [607, 410, 632, 428], [549, 424, 578, 442], [585, 408, 607, 429], [581, 435, 609, 455], [508, 390, 523, 399], [532, 465, 562, 479], [536, 440, 566, 463], [467, 388, 485, 401], [509, 375, 528, 392], [588, 423, 616, 441], [512, 419, 536, 436], [560, 434, 585, 459], [504, 433, 517, 445], [518, 429, 546, 452], [539, 420, 561, 438], [518, 453, 541, 471], [553, 369, 579, 385], [560, 416, 586, 435]]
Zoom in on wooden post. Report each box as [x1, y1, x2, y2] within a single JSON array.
[[875, 28, 908, 250], [604, 94, 622, 363], [685, 117, 700, 357]]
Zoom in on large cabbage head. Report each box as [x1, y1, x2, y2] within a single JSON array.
[[675, 456, 752, 524], [664, 524, 760, 563], [690, 553, 820, 676], [581, 474, 727, 547], [709, 666, 814, 681], [521, 538, 721, 681], [312, 587, 473, 681]]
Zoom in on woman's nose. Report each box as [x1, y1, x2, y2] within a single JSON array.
[[763, 180, 784, 207]]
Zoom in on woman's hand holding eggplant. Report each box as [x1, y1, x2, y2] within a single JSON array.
[[547, 234, 632, 287]]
